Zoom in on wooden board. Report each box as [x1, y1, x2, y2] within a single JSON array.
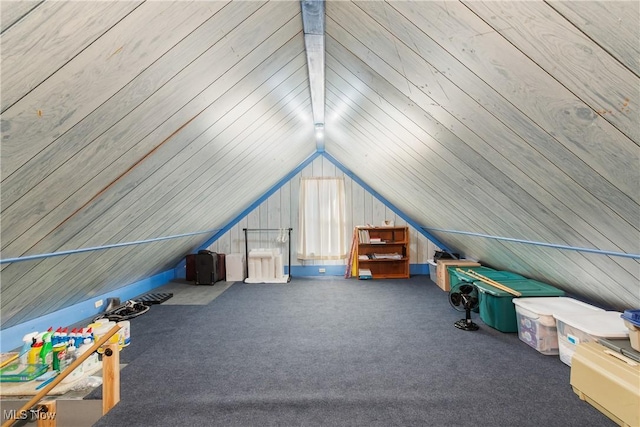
[[435, 260, 482, 292]]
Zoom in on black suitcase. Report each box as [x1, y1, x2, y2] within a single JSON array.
[[195, 250, 218, 285], [216, 253, 226, 282], [186, 254, 196, 282]]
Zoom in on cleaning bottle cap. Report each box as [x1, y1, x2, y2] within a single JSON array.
[[23, 332, 38, 342]]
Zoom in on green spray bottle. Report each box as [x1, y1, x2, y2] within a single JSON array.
[[40, 328, 54, 368]]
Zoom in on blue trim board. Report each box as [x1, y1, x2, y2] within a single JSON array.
[[290, 265, 347, 277], [0, 229, 222, 265], [0, 270, 175, 352], [320, 152, 454, 253], [423, 227, 640, 260]]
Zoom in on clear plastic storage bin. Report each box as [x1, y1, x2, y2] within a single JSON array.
[[512, 297, 603, 355], [553, 311, 628, 366], [427, 259, 437, 283]]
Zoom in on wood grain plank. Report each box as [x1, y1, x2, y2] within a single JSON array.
[[1, 1, 143, 111], [326, 37, 638, 274], [1, 0, 262, 210], [1, 1, 224, 180], [0, 0, 42, 33], [350, 1, 639, 208], [326, 84, 526, 243], [545, 0, 640, 76], [2, 12, 305, 255], [268, 188, 282, 230], [459, 1, 639, 142], [326, 4, 639, 251]]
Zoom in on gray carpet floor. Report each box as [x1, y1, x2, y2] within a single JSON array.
[[90, 276, 614, 426]]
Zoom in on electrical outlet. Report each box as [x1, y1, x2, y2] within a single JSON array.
[[94, 299, 103, 309], [319, 268, 326, 273]]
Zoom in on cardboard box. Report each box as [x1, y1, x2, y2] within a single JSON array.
[[435, 260, 480, 291]]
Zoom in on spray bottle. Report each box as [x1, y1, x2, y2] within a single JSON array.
[[40, 328, 54, 368], [52, 327, 62, 346], [20, 332, 39, 364], [27, 334, 44, 365], [78, 336, 98, 372]]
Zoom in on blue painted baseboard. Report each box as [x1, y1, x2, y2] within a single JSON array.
[[0, 270, 175, 352]]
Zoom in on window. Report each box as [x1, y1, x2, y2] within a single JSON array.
[[297, 177, 347, 260]]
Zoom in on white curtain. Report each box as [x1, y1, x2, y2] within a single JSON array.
[[298, 177, 347, 260]]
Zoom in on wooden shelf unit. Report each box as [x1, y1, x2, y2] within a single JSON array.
[[356, 226, 410, 279]]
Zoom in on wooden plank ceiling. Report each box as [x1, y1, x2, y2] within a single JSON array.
[[1, 1, 638, 329]]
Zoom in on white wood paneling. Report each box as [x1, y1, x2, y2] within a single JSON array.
[[2, 1, 263, 210], [545, 0, 640, 76], [460, 1, 639, 143], [326, 2, 638, 253], [0, 0, 41, 32], [333, 2, 639, 217], [1, 1, 222, 180], [2, 6, 305, 255], [1, 1, 143, 111]]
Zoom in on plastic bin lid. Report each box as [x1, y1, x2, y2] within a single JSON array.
[[621, 309, 640, 327], [553, 311, 629, 338], [512, 297, 604, 316], [598, 338, 640, 363], [474, 279, 565, 297]]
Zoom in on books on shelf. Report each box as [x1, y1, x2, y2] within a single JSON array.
[[358, 268, 372, 279], [371, 253, 402, 260], [357, 230, 385, 244], [359, 253, 403, 260]]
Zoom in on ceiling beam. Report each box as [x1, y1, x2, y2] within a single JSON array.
[[301, 0, 325, 149]]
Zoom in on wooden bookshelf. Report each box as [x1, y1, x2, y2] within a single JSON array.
[[355, 226, 409, 279]]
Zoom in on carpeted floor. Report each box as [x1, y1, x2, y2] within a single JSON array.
[[90, 276, 614, 426]]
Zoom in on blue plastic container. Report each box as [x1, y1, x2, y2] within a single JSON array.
[[621, 309, 640, 326], [621, 309, 640, 351]]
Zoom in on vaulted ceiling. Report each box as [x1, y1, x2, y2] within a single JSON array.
[[1, 1, 638, 331]]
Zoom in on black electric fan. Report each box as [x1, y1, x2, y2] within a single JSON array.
[[449, 282, 480, 331]]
